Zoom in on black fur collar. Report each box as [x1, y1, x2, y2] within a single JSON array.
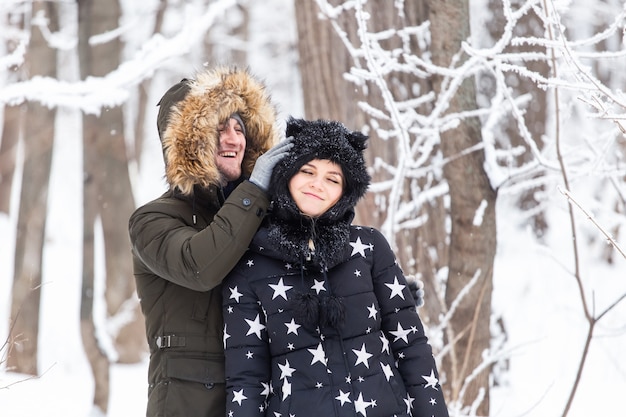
[[257, 207, 353, 269]]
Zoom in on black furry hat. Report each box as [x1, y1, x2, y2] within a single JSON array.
[[265, 117, 370, 268], [269, 117, 370, 224]]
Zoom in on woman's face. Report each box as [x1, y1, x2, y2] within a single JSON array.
[[288, 159, 344, 218]]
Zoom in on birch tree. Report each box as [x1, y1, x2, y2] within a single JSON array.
[[8, 0, 59, 377]]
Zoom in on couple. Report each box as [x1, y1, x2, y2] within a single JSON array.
[[129, 66, 449, 417]]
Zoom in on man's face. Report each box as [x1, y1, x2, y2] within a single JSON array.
[[216, 117, 246, 184]]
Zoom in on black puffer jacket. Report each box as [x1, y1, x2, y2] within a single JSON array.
[[129, 67, 279, 417], [221, 118, 449, 417]]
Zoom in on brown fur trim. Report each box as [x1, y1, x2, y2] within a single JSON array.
[[161, 67, 279, 195]]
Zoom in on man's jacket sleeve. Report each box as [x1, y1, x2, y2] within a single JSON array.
[[129, 181, 268, 291]]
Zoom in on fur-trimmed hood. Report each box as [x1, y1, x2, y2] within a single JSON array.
[[157, 67, 280, 195], [262, 117, 371, 268]]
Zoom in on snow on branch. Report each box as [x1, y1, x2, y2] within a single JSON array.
[[559, 187, 626, 260], [0, 0, 236, 113]]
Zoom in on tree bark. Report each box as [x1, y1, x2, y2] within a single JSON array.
[[0, 104, 22, 215], [77, 0, 111, 411], [77, 0, 148, 410], [79, 0, 145, 369], [487, 0, 549, 237], [8, 0, 59, 376], [429, 0, 496, 414], [294, 1, 448, 328], [132, 0, 167, 166], [0, 7, 25, 215]]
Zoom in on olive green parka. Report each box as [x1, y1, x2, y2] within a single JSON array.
[[128, 67, 279, 417]]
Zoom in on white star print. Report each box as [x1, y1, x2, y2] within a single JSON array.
[[335, 390, 351, 406], [367, 303, 378, 319], [245, 314, 266, 339], [284, 318, 301, 335], [269, 278, 293, 300], [229, 286, 243, 302], [350, 237, 370, 257], [381, 362, 394, 381], [352, 343, 373, 368], [308, 343, 328, 366], [261, 382, 271, 397], [404, 393, 415, 413], [223, 325, 230, 348], [429, 397, 437, 405], [311, 279, 326, 294], [354, 392, 373, 416], [232, 389, 247, 405], [354, 269, 362, 277], [227, 305, 233, 314], [281, 378, 291, 400], [315, 382, 323, 388], [379, 334, 390, 354], [422, 369, 440, 390], [246, 259, 254, 267], [245, 351, 253, 359], [390, 322, 411, 343], [278, 359, 295, 379], [385, 276, 406, 299]]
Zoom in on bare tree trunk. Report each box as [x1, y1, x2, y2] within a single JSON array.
[[8, 0, 59, 376], [78, 0, 129, 410], [487, 0, 549, 237], [429, 0, 496, 414], [133, 0, 167, 165], [77, 0, 110, 409], [294, 2, 356, 123], [0, 104, 22, 215], [78, 0, 145, 374], [294, 1, 448, 329], [0, 12, 25, 216]]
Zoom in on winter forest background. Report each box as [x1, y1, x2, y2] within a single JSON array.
[[1, 0, 626, 416]]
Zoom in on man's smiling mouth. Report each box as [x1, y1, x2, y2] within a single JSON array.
[[219, 151, 237, 158]]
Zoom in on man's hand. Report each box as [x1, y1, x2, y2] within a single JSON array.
[[249, 136, 294, 191]]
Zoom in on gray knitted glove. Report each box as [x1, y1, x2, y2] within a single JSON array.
[[249, 136, 294, 191], [407, 276, 425, 308]]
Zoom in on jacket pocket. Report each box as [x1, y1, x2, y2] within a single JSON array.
[[148, 378, 225, 417], [165, 355, 225, 384]]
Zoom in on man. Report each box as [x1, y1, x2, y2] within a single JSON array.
[[128, 66, 292, 417]]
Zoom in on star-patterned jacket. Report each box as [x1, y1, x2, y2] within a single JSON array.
[[222, 224, 449, 417]]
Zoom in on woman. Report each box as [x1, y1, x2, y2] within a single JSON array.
[[222, 117, 449, 417]]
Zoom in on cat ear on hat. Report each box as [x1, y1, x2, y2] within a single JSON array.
[[346, 130, 368, 152], [285, 116, 306, 138]]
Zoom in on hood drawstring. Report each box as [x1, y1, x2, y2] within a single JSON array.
[[289, 219, 345, 330]]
